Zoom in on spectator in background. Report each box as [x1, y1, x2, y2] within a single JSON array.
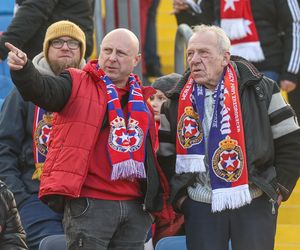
[[198, 0, 300, 91], [157, 24, 300, 250], [6, 28, 170, 250], [289, 75, 300, 120], [175, 0, 300, 123], [0, 180, 28, 250], [149, 73, 185, 247], [287, 0, 300, 120], [150, 73, 181, 150], [144, 0, 163, 78], [0, 20, 86, 250], [0, 0, 94, 61], [172, 0, 203, 27], [110, 0, 161, 83]]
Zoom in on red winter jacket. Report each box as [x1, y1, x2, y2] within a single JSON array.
[[38, 60, 170, 216]]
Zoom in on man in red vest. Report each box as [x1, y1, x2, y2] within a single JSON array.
[[5, 28, 170, 250]]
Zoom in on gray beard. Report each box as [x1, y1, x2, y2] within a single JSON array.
[[49, 61, 80, 75]]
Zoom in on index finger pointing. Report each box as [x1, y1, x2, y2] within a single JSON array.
[[5, 42, 19, 54]]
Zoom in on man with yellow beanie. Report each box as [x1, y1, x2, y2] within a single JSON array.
[[0, 20, 86, 250]]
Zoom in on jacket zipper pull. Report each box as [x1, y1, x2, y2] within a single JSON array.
[[270, 199, 276, 215]]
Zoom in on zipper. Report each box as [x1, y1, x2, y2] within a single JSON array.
[[269, 199, 276, 215]]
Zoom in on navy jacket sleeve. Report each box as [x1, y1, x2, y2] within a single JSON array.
[[0, 89, 33, 207]]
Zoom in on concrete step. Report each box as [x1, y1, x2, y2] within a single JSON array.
[[275, 225, 300, 244], [278, 205, 300, 224], [158, 1, 174, 12], [157, 0, 177, 74], [284, 190, 300, 205], [275, 243, 300, 250]]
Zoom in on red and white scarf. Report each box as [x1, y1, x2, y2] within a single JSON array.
[[100, 71, 149, 181], [220, 0, 264, 62], [176, 64, 251, 212]]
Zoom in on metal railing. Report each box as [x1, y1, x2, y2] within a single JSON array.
[[94, 0, 141, 76], [174, 23, 193, 74]]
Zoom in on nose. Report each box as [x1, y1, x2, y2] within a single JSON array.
[[190, 53, 201, 64], [61, 41, 69, 50], [151, 99, 160, 109], [109, 50, 117, 61]]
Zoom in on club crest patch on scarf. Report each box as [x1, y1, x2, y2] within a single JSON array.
[[34, 113, 53, 156], [176, 77, 206, 174], [212, 136, 244, 182], [32, 108, 53, 180], [177, 106, 203, 148], [108, 117, 143, 153], [98, 69, 149, 181], [127, 118, 144, 151]]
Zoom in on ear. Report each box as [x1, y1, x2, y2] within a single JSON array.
[[133, 53, 141, 67], [222, 51, 231, 67]]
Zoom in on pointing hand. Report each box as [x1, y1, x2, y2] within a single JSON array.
[[5, 42, 27, 71]]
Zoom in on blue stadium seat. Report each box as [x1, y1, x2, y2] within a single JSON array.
[[0, 0, 14, 105], [155, 236, 187, 250], [0, 74, 13, 108], [39, 234, 66, 250], [0, 0, 14, 35], [0, 0, 14, 15], [155, 236, 233, 250], [0, 60, 11, 78], [0, 15, 13, 33]]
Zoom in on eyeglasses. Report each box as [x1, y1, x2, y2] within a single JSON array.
[[50, 39, 80, 50]]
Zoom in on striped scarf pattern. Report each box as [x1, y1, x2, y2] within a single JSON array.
[[100, 72, 149, 181], [176, 64, 251, 212]]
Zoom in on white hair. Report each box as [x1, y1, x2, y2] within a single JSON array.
[[192, 24, 231, 53]]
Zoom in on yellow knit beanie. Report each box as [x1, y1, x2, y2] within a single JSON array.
[[43, 20, 86, 62]]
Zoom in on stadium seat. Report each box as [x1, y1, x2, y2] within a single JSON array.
[[0, 0, 14, 106], [0, 15, 13, 33], [39, 234, 66, 250], [0, 75, 13, 108], [155, 236, 233, 250], [0, 0, 14, 15], [155, 236, 187, 250]]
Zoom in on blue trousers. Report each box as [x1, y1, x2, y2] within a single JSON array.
[[182, 194, 278, 250], [19, 194, 64, 250]]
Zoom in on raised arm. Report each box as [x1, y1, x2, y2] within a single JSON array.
[[6, 42, 72, 112]]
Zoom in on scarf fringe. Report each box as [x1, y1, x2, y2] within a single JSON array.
[[111, 159, 146, 180], [211, 185, 252, 212], [176, 154, 206, 174], [221, 18, 248, 40], [231, 42, 265, 62]]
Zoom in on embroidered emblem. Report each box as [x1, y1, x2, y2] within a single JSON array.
[[177, 106, 203, 148], [212, 136, 244, 182], [127, 118, 143, 152], [108, 117, 143, 152], [34, 113, 53, 156]]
